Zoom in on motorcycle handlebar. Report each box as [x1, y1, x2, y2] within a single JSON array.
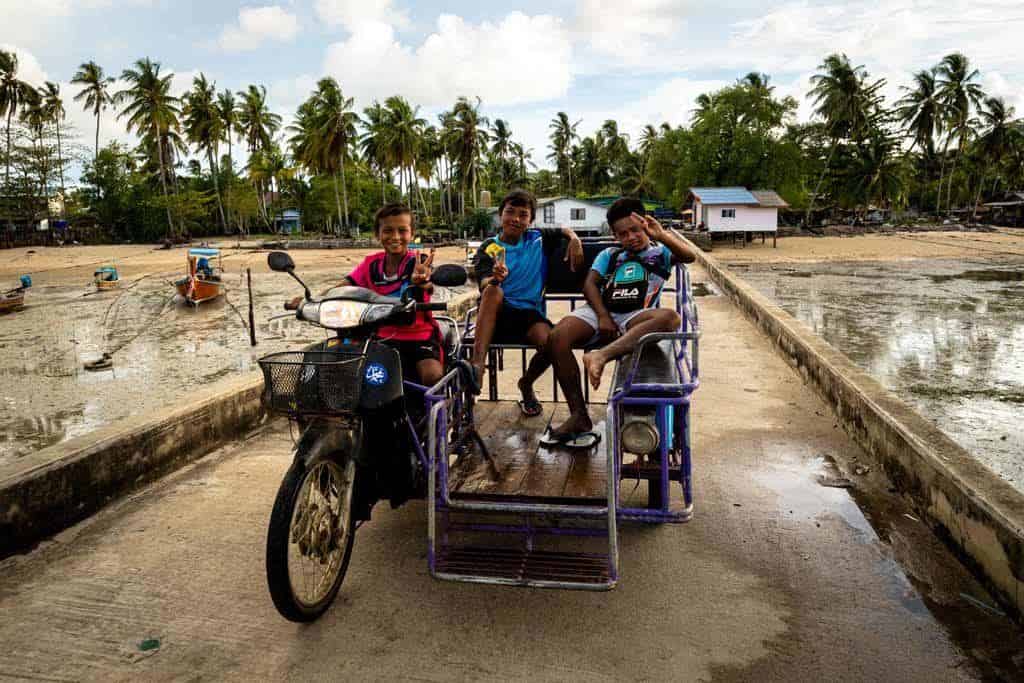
[[416, 302, 448, 311], [284, 299, 300, 311]]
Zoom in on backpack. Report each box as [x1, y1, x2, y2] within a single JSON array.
[[599, 246, 671, 313]]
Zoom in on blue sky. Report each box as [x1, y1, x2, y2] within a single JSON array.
[[3, 0, 1024, 178]]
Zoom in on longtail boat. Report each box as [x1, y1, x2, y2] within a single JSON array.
[[94, 265, 120, 291], [174, 247, 223, 305], [0, 288, 26, 314]]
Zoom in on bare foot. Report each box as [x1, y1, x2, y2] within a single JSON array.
[[582, 351, 606, 390], [550, 413, 593, 439]]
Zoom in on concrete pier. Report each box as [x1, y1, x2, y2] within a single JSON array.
[[1, 265, 1021, 680]]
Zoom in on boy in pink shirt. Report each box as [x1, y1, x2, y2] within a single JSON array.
[[343, 203, 443, 386]]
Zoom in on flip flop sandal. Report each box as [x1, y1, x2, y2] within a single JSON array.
[[517, 397, 543, 417], [540, 428, 602, 450]]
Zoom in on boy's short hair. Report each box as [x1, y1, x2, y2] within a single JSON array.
[[374, 203, 414, 234], [498, 189, 536, 222], [606, 197, 646, 230]]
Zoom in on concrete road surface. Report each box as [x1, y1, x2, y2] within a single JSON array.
[[2, 266, 1022, 681]]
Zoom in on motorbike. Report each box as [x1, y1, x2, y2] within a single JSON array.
[[259, 251, 471, 622]]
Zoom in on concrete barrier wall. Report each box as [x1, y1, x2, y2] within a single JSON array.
[[0, 290, 480, 557], [1, 373, 265, 555], [688, 243, 1024, 620]]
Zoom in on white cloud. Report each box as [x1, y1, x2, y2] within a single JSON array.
[[313, 0, 409, 31], [219, 5, 300, 53], [575, 0, 692, 60], [322, 13, 572, 107]]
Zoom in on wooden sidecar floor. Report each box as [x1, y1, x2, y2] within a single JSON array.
[[448, 402, 608, 504]]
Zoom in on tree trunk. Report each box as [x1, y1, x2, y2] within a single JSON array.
[[207, 148, 227, 232], [936, 135, 952, 214], [946, 147, 960, 214], [972, 171, 986, 222], [225, 138, 233, 232], [56, 119, 66, 212], [331, 173, 343, 236], [804, 139, 838, 228], [94, 111, 100, 162], [413, 159, 428, 219], [339, 157, 350, 233], [155, 129, 174, 238], [5, 108, 12, 190]]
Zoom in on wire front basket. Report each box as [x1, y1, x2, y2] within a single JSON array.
[[258, 350, 365, 416]]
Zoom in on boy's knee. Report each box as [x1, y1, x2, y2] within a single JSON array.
[[656, 308, 681, 330], [547, 326, 570, 353]]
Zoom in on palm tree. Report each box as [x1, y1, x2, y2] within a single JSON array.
[[236, 84, 282, 226], [70, 61, 115, 163], [183, 73, 227, 231], [897, 69, 942, 156], [936, 53, 985, 212], [547, 111, 579, 194], [115, 58, 182, 237], [638, 124, 659, 159], [805, 53, 885, 224], [1, 50, 36, 190], [490, 118, 513, 190], [290, 78, 359, 233], [20, 90, 48, 207], [383, 95, 428, 210], [40, 81, 67, 203], [360, 101, 392, 204], [447, 97, 488, 210], [971, 97, 1016, 217], [216, 88, 238, 229]]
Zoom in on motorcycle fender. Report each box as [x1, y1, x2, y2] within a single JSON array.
[[295, 420, 363, 469]]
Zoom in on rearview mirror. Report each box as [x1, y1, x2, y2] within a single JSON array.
[[432, 264, 468, 287], [268, 251, 295, 272]]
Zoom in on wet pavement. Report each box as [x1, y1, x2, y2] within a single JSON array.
[[0, 264, 466, 465], [2, 265, 1022, 680], [732, 257, 1024, 493]]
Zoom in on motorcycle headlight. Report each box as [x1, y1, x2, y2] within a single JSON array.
[[621, 418, 659, 455], [317, 300, 370, 328]]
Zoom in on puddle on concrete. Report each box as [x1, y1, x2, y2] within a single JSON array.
[[736, 258, 1024, 493], [754, 451, 1024, 671]]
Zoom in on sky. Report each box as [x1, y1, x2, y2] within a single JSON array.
[[3, 0, 1024, 181]]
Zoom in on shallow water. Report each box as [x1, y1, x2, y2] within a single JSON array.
[[0, 269, 465, 466], [734, 258, 1024, 491]]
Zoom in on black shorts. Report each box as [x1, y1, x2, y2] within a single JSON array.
[[384, 332, 443, 384], [492, 303, 553, 345]]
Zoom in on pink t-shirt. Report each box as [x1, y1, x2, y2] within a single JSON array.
[[346, 251, 438, 342]]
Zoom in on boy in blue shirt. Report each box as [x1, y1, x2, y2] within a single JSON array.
[[471, 189, 584, 414], [545, 197, 697, 442]]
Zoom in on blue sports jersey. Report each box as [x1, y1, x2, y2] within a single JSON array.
[[475, 228, 561, 312]]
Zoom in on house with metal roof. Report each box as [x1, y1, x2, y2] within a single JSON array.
[[489, 196, 609, 236], [687, 187, 788, 236]]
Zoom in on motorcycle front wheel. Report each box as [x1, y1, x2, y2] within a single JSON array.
[[266, 457, 356, 622]]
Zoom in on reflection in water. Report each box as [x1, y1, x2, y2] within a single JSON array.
[[739, 259, 1024, 491], [0, 270, 344, 463]]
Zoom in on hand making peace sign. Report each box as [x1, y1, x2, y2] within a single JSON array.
[[411, 248, 435, 286], [632, 212, 667, 241]]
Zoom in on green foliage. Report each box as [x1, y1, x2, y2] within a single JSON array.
[[456, 208, 493, 238]]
